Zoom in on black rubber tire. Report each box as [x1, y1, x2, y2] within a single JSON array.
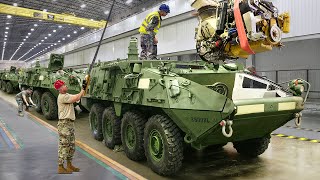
[[0, 80, 4, 90], [233, 136, 270, 157], [89, 104, 104, 141], [1, 81, 6, 92], [121, 111, 147, 161], [102, 107, 121, 149], [41, 92, 58, 120], [6, 81, 14, 94], [32, 90, 43, 113], [144, 115, 184, 176]]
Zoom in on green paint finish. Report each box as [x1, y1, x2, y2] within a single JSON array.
[[148, 129, 164, 162]]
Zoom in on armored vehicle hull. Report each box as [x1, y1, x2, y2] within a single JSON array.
[[0, 66, 20, 94], [81, 38, 308, 176]]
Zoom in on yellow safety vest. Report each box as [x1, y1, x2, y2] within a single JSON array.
[[139, 11, 161, 34]]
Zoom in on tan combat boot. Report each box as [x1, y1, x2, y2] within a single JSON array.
[[67, 160, 80, 172], [58, 164, 73, 174]]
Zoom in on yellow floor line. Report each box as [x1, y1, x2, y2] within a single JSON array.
[[27, 113, 146, 180], [0, 95, 146, 179], [0, 122, 20, 149]]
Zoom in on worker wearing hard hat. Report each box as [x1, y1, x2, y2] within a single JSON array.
[[139, 4, 170, 60]]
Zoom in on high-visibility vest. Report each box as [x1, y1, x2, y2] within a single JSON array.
[[139, 11, 161, 34]]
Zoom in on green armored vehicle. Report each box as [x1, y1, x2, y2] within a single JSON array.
[[20, 54, 84, 120], [0, 66, 20, 94], [81, 38, 309, 175]]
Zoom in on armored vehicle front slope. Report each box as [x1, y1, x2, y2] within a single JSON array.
[[81, 38, 308, 176]]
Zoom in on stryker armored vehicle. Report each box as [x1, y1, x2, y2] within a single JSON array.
[[0, 66, 20, 94], [81, 37, 309, 175], [19, 54, 84, 120]]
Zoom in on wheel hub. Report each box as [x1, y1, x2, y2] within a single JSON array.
[[126, 124, 136, 149], [105, 118, 113, 137], [149, 130, 163, 161], [44, 100, 49, 111]]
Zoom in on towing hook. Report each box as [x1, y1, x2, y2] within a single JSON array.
[[220, 120, 233, 138], [295, 112, 302, 127]]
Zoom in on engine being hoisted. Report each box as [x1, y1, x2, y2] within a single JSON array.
[[192, 0, 290, 64]]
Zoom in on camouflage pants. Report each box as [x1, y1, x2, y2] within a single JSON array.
[[16, 98, 24, 113], [140, 34, 157, 60], [58, 119, 75, 165]]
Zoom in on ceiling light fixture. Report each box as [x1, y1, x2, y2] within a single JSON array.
[[7, 15, 12, 19], [5, 27, 9, 30], [81, 27, 85, 30], [48, 34, 52, 36], [28, 33, 31, 35], [80, 4, 86, 8], [58, 25, 62, 28], [34, 24, 38, 27], [53, 30, 56, 32], [73, 31, 77, 34], [31, 28, 34, 31], [5, 32, 8, 34], [13, 3, 18, 6], [67, 35, 70, 37], [43, 9, 47, 12], [44, 37, 47, 39], [104, 10, 109, 15]]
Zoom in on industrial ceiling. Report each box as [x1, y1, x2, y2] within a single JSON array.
[[0, 0, 162, 62]]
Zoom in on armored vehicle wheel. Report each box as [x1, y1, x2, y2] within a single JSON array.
[[0, 81, 4, 90], [1, 81, 6, 91], [1, 82, 6, 91], [102, 107, 121, 149], [41, 92, 58, 120], [121, 111, 147, 161], [6, 81, 14, 94], [89, 104, 104, 141], [32, 90, 42, 113], [144, 115, 184, 176], [233, 136, 270, 157]]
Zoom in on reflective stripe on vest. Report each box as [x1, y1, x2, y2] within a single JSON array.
[[139, 11, 161, 34]]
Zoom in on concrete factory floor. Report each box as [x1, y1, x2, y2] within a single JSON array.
[[0, 90, 319, 180]]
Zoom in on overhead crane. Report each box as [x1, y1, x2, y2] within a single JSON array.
[[0, 3, 106, 29]]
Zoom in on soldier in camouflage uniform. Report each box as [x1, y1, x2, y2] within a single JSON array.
[[15, 88, 36, 117], [54, 78, 87, 174], [139, 4, 170, 60]]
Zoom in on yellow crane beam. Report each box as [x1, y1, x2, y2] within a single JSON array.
[[0, 3, 106, 29]]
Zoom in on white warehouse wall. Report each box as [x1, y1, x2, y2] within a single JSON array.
[[256, 38, 320, 98], [34, 0, 320, 66]]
